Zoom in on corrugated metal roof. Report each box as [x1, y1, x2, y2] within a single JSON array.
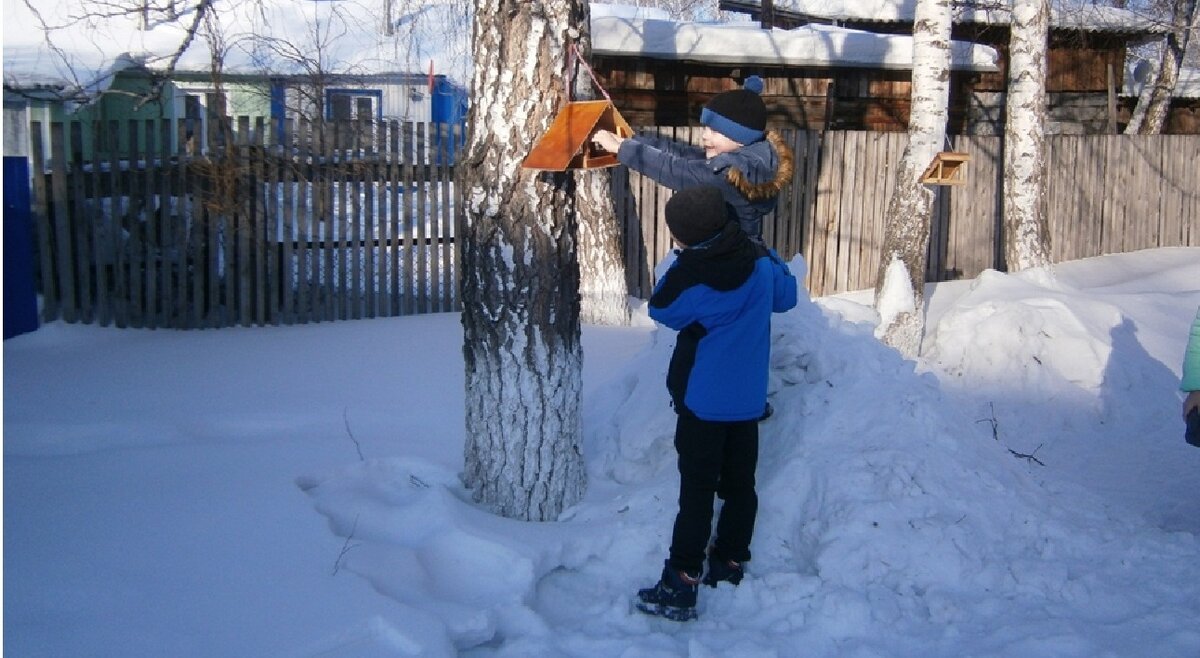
[[593, 17, 1000, 72], [1178, 68, 1200, 99]]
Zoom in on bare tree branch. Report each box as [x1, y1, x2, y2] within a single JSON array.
[[343, 407, 366, 462], [1009, 444, 1046, 466], [331, 514, 361, 576]]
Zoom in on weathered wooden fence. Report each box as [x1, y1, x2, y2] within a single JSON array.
[[30, 117, 463, 328], [616, 128, 1200, 298], [25, 119, 1200, 329]]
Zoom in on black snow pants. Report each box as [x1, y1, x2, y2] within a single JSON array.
[[668, 413, 759, 574]]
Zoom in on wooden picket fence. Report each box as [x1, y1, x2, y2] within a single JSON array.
[[29, 117, 462, 328], [24, 118, 1200, 329], [616, 128, 1200, 298]]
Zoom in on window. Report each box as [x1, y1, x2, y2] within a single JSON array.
[[325, 89, 383, 147], [175, 90, 225, 154], [325, 89, 381, 122], [205, 91, 229, 150]]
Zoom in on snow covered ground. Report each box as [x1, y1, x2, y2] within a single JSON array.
[[5, 247, 1199, 657]]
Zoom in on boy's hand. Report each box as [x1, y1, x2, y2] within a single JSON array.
[[1185, 390, 1200, 418], [592, 130, 623, 153]]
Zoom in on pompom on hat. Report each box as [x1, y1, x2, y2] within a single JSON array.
[[666, 186, 730, 247], [700, 75, 767, 145]]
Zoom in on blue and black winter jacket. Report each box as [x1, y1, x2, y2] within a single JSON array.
[[616, 131, 794, 241], [649, 223, 799, 422]]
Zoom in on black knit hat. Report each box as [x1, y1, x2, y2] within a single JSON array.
[[700, 75, 767, 145], [666, 186, 729, 247]]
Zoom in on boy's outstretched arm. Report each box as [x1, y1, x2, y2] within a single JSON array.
[[629, 132, 707, 159], [592, 130, 705, 160], [615, 139, 722, 192]]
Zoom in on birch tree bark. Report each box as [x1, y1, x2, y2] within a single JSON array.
[[576, 171, 633, 325], [1003, 0, 1053, 272], [873, 0, 953, 359], [572, 17, 631, 326], [1127, 0, 1198, 134], [460, 0, 587, 521]]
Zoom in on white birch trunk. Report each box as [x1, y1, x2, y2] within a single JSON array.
[[572, 18, 632, 326], [1141, 40, 1182, 134], [873, 0, 953, 359], [576, 170, 633, 325], [460, 0, 587, 521], [1003, 0, 1053, 273], [1125, 54, 1159, 135]]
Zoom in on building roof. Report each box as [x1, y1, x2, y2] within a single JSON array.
[[1177, 68, 1200, 99], [721, 0, 1168, 35], [592, 16, 999, 72]]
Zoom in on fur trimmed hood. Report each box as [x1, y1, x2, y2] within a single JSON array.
[[725, 131, 794, 201]]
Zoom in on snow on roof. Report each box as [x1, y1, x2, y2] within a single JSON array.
[[1125, 62, 1200, 99], [592, 16, 999, 72], [591, 3, 671, 21], [737, 0, 1167, 34], [1177, 68, 1200, 99]]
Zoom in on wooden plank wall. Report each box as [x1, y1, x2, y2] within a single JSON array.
[[617, 129, 1198, 299], [1048, 133, 1200, 261], [26, 120, 1200, 329], [937, 134, 1003, 281]]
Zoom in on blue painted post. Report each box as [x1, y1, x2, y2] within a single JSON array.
[[4, 156, 39, 338], [270, 79, 287, 142], [430, 75, 468, 165]]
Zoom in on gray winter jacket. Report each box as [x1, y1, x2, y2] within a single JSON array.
[[616, 130, 794, 241]]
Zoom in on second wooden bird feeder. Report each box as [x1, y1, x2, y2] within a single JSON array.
[[921, 151, 971, 185]]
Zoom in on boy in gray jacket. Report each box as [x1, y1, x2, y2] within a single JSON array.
[[592, 76, 793, 243]]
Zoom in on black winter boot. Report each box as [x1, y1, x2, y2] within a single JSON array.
[[702, 554, 744, 587], [635, 560, 700, 621]]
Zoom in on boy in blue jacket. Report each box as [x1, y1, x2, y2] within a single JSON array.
[[592, 76, 793, 243], [635, 185, 799, 622]]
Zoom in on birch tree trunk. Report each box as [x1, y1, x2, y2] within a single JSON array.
[[1003, 0, 1053, 272], [1126, 0, 1198, 134], [1125, 55, 1161, 134], [460, 0, 587, 521], [572, 17, 632, 326], [873, 0, 953, 358], [576, 170, 632, 325]]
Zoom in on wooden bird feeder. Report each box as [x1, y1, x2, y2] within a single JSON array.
[[920, 151, 971, 185], [522, 100, 633, 171]]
